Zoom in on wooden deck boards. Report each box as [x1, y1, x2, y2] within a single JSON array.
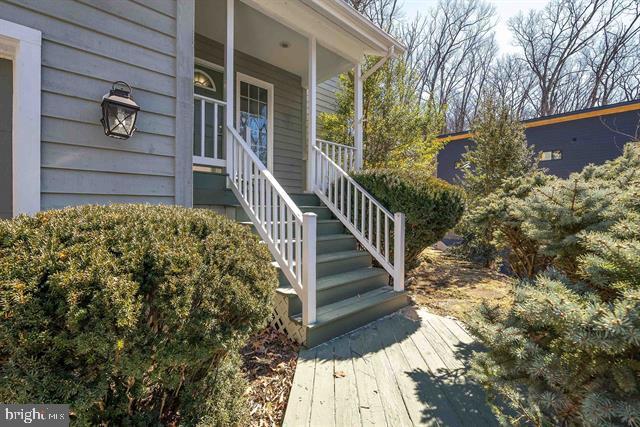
[[283, 307, 499, 427]]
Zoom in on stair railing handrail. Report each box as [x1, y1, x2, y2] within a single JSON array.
[[227, 126, 317, 325], [312, 143, 405, 291], [316, 139, 356, 171]]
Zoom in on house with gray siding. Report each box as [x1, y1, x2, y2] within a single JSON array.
[[437, 100, 640, 183], [0, 0, 408, 347]]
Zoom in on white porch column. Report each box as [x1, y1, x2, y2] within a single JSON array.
[[225, 0, 235, 177], [306, 36, 317, 192], [354, 63, 364, 170]]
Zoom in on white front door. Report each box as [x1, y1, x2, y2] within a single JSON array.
[[236, 73, 274, 169]]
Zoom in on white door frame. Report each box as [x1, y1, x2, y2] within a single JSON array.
[[235, 72, 274, 170], [195, 58, 224, 73], [0, 18, 41, 216]]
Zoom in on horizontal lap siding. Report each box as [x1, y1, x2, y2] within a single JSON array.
[[195, 34, 305, 193], [0, 0, 179, 209], [318, 77, 340, 115], [317, 77, 340, 136]]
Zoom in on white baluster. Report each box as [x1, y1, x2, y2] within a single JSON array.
[[347, 181, 351, 222], [340, 175, 345, 214], [385, 215, 389, 261], [361, 192, 365, 234], [354, 187, 359, 232], [287, 210, 293, 273], [266, 180, 272, 239], [213, 102, 218, 159], [280, 201, 285, 256], [200, 98, 205, 157], [368, 200, 373, 243], [375, 208, 380, 251]]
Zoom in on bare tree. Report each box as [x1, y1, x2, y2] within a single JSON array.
[[348, 0, 402, 33], [400, 0, 496, 131], [582, 3, 640, 106], [418, 0, 495, 103], [487, 55, 537, 120], [349, 0, 640, 131], [510, 0, 635, 116], [446, 37, 497, 130]]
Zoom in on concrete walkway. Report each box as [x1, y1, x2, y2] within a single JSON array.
[[283, 307, 499, 426]]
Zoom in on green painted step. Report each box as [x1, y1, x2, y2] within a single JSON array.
[[205, 172, 409, 347], [263, 233, 355, 256], [193, 171, 322, 209], [290, 193, 321, 206], [239, 219, 344, 236], [268, 234, 355, 255], [299, 206, 333, 219], [316, 234, 357, 254], [316, 220, 345, 235], [235, 206, 333, 222], [193, 172, 234, 207], [316, 250, 371, 277], [194, 189, 238, 206], [193, 171, 227, 189], [291, 287, 410, 348], [278, 267, 389, 315], [272, 249, 372, 286]]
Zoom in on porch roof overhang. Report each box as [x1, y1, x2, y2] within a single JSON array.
[[195, 0, 405, 83], [245, 0, 406, 60], [298, 0, 406, 57]]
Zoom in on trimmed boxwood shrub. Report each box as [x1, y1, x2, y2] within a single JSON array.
[[352, 169, 464, 268], [0, 205, 276, 425]]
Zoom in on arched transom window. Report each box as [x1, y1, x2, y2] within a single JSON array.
[[194, 69, 216, 92]]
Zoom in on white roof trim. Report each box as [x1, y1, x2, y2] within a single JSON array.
[[302, 0, 405, 55], [240, 0, 405, 63]]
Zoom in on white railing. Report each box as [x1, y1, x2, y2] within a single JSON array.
[[194, 94, 226, 168], [312, 144, 405, 290], [227, 126, 317, 325], [317, 139, 356, 172]]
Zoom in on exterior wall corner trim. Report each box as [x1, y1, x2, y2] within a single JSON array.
[[0, 18, 42, 216]]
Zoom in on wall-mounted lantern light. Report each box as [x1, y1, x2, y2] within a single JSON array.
[[101, 81, 140, 139]]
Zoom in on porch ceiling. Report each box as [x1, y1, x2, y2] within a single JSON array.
[[195, 0, 401, 83]]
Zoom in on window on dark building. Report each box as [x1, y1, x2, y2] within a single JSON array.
[[539, 150, 562, 161]]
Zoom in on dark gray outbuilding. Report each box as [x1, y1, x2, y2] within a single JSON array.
[[437, 100, 640, 183]]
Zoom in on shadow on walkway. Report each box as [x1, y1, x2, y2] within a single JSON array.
[[284, 306, 499, 426]]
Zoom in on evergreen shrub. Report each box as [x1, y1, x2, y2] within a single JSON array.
[[469, 143, 640, 425], [352, 169, 464, 268], [453, 98, 538, 267], [0, 205, 276, 425]]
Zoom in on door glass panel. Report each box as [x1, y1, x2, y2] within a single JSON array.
[[204, 101, 215, 158], [239, 80, 269, 165]]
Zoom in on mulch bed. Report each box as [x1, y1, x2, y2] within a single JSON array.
[[407, 247, 513, 322], [241, 327, 300, 427]]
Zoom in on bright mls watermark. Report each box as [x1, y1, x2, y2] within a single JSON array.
[[0, 405, 69, 426]]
